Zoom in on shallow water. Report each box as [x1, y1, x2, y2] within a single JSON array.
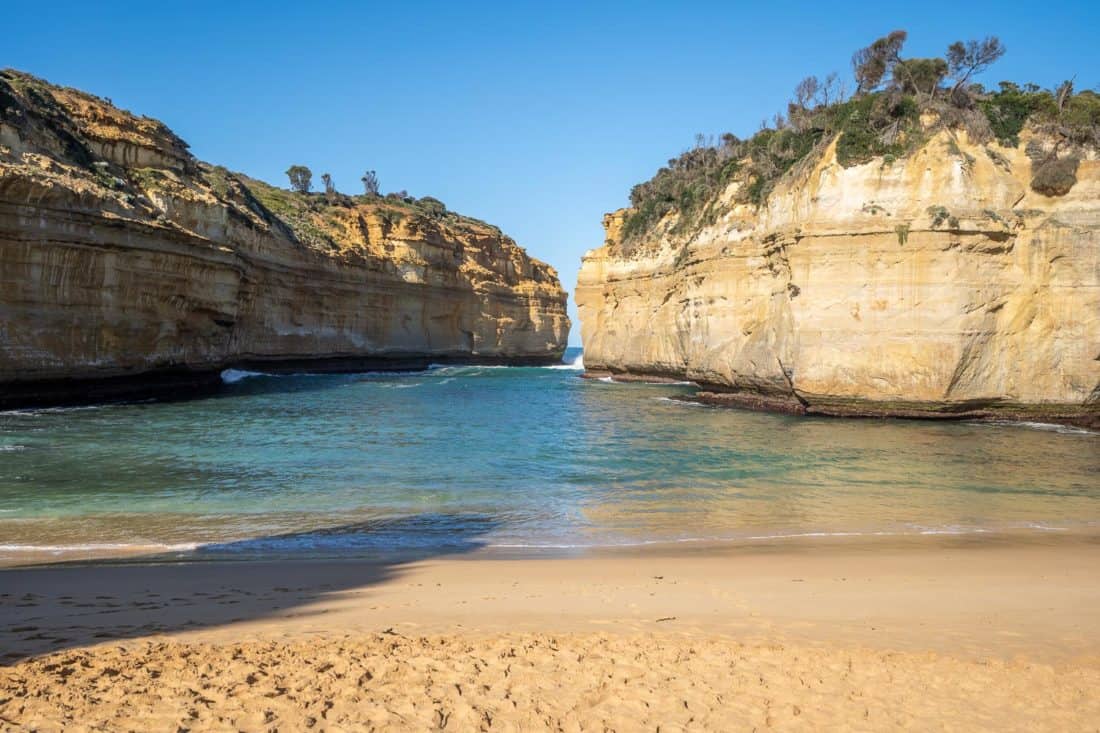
[[0, 348, 1097, 563]]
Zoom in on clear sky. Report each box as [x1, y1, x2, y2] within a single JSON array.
[[7, 0, 1098, 344]]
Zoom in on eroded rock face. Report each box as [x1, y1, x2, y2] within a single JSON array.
[[577, 131, 1099, 425], [0, 71, 569, 405]]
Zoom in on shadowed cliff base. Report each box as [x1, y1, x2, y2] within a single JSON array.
[[0, 352, 565, 411], [582, 370, 1100, 430]]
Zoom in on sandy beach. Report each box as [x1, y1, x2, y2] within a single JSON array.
[[2, 534, 1099, 731]]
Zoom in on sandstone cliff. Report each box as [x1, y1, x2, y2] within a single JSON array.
[[577, 129, 1099, 426], [0, 70, 569, 406]]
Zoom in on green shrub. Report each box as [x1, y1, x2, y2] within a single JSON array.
[[618, 35, 1099, 246], [1060, 90, 1100, 146], [894, 223, 910, 245], [836, 125, 880, 168], [745, 175, 768, 206], [833, 93, 919, 168], [202, 166, 232, 198], [981, 82, 1055, 147], [927, 205, 950, 228], [417, 196, 447, 219]]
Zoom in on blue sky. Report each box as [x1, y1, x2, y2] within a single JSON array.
[[7, 1, 1098, 344]]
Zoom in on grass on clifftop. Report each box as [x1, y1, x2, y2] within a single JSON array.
[[2, 69, 508, 255], [240, 175, 503, 251], [619, 33, 1100, 249]]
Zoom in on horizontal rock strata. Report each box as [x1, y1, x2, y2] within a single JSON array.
[[0, 71, 569, 406], [577, 131, 1099, 427]]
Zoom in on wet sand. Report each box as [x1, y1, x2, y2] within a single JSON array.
[[2, 536, 1099, 730]]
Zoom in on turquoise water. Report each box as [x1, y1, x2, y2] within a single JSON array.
[[0, 347, 1097, 563]]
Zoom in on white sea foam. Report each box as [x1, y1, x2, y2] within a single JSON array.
[[1012, 421, 1097, 436], [427, 363, 509, 371], [0, 445, 27, 451], [546, 353, 584, 370], [488, 524, 1081, 550], [0, 541, 201, 555], [2, 405, 104, 417], [223, 356, 583, 384], [220, 369, 267, 384], [222, 368, 377, 382], [1017, 523, 1067, 532], [917, 527, 990, 535], [490, 532, 880, 550], [969, 420, 1098, 436], [655, 396, 706, 406]]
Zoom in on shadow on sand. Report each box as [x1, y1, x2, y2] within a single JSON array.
[[0, 513, 499, 663]]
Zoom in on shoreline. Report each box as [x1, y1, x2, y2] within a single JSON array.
[[2, 524, 1096, 569], [0, 351, 569, 411], [3, 531, 1099, 659], [582, 369, 1100, 429], [3, 535, 1099, 729]]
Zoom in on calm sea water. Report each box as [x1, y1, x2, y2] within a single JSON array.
[[0, 347, 1097, 563]]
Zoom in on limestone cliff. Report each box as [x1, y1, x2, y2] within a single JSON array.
[[577, 128, 1099, 426], [0, 70, 569, 406]]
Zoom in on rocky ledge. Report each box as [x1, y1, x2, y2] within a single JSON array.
[[0, 70, 569, 407]]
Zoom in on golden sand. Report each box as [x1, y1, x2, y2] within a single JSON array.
[[6, 633, 1099, 731], [2, 537, 1099, 731]]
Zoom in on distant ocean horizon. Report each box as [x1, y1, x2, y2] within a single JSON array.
[[1, 346, 1097, 564]]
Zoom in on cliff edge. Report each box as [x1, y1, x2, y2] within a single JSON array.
[[577, 67, 1099, 426], [0, 70, 569, 406]]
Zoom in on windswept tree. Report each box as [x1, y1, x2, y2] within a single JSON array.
[[819, 72, 846, 106], [361, 170, 380, 196], [789, 76, 821, 131], [852, 30, 907, 95], [946, 37, 1006, 96], [793, 76, 820, 109], [893, 57, 949, 100], [619, 28, 1100, 240], [1055, 79, 1075, 112], [321, 173, 335, 195], [285, 165, 312, 194]]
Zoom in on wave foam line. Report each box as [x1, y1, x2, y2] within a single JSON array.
[[220, 369, 268, 384], [488, 525, 1073, 550], [546, 353, 584, 371], [3, 405, 104, 416], [0, 541, 201, 554], [993, 421, 1097, 436], [655, 396, 708, 406]]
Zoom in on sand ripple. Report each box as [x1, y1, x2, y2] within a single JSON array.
[[3, 633, 1098, 731]]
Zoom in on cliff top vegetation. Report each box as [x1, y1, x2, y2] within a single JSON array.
[[243, 172, 505, 252], [620, 32, 1100, 246], [0, 69, 506, 254]]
